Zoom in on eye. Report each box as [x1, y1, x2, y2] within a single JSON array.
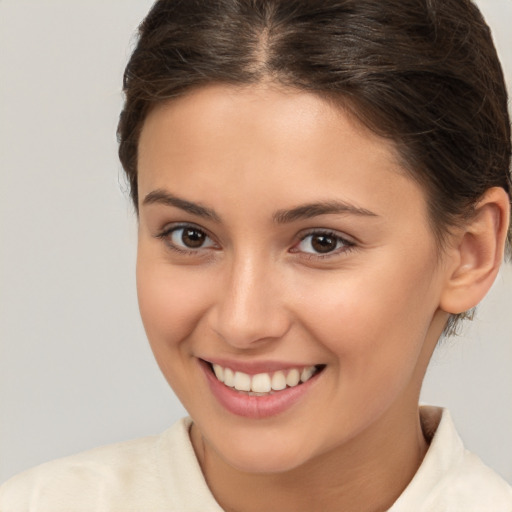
[[293, 231, 354, 256], [158, 224, 217, 253]]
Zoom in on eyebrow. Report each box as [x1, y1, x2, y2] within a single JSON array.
[[142, 189, 222, 222], [142, 189, 378, 224], [273, 201, 379, 223]]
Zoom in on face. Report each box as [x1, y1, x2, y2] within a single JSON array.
[[136, 84, 450, 474]]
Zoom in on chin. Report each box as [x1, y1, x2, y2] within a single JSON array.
[[207, 429, 317, 474], [224, 449, 307, 474]]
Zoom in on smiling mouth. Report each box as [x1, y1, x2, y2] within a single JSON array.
[[204, 361, 326, 396]]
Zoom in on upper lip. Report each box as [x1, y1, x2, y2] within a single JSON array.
[[200, 357, 322, 375]]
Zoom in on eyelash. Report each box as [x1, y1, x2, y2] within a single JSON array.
[[292, 230, 356, 260], [155, 223, 218, 256], [155, 224, 356, 259]]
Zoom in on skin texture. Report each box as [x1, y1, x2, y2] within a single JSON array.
[[135, 84, 510, 512]]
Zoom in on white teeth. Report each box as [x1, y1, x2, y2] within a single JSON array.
[[286, 368, 300, 387], [300, 366, 315, 383], [213, 364, 224, 382], [252, 373, 272, 393], [211, 364, 320, 393], [224, 367, 235, 387], [271, 371, 287, 391], [234, 371, 251, 391]]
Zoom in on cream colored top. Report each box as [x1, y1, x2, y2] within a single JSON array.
[[1, 407, 511, 511]]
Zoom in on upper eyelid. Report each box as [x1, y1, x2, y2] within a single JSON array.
[[157, 224, 218, 256], [292, 232, 358, 262], [156, 223, 356, 250], [297, 228, 355, 244], [291, 229, 357, 255], [157, 223, 217, 247], [158, 222, 213, 238]]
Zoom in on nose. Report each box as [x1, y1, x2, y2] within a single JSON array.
[[208, 252, 291, 349]]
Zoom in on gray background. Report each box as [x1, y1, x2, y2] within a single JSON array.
[[1, 0, 511, 485]]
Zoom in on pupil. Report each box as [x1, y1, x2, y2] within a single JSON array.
[[182, 229, 205, 248], [311, 234, 336, 253]]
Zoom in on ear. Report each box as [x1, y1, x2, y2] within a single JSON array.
[[440, 187, 511, 314]]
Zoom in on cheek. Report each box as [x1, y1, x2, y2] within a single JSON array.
[[296, 254, 439, 380], [136, 254, 212, 352], [292, 265, 439, 440]]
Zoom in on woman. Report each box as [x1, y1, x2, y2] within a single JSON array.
[[1, 0, 511, 510]]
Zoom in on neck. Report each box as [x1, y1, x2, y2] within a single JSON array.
[[191, 401, 429, 512]]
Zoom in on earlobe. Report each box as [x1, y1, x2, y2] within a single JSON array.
[[440, 187, 511, 315]]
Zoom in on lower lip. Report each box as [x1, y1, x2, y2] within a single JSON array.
[[200, 360, 322, 419]]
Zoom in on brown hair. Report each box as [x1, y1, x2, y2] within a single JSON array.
[[117, 0, 511, 329]]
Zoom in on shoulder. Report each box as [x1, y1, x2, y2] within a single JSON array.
[[433, 448, 512, 509], [0, 418, 198, 511], [435, 410, 512, 509], [391, 407, 512, 511]]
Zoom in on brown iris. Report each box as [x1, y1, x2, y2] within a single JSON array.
[[181, 228, 206, 248], [310, 234, 338, 253]]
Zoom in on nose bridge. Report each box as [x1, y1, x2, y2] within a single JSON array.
[[211, 248, 289, 347]]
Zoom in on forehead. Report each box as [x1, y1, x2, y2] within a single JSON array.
[[139, 83, 398, 168], [137, 83, 428, 225]]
